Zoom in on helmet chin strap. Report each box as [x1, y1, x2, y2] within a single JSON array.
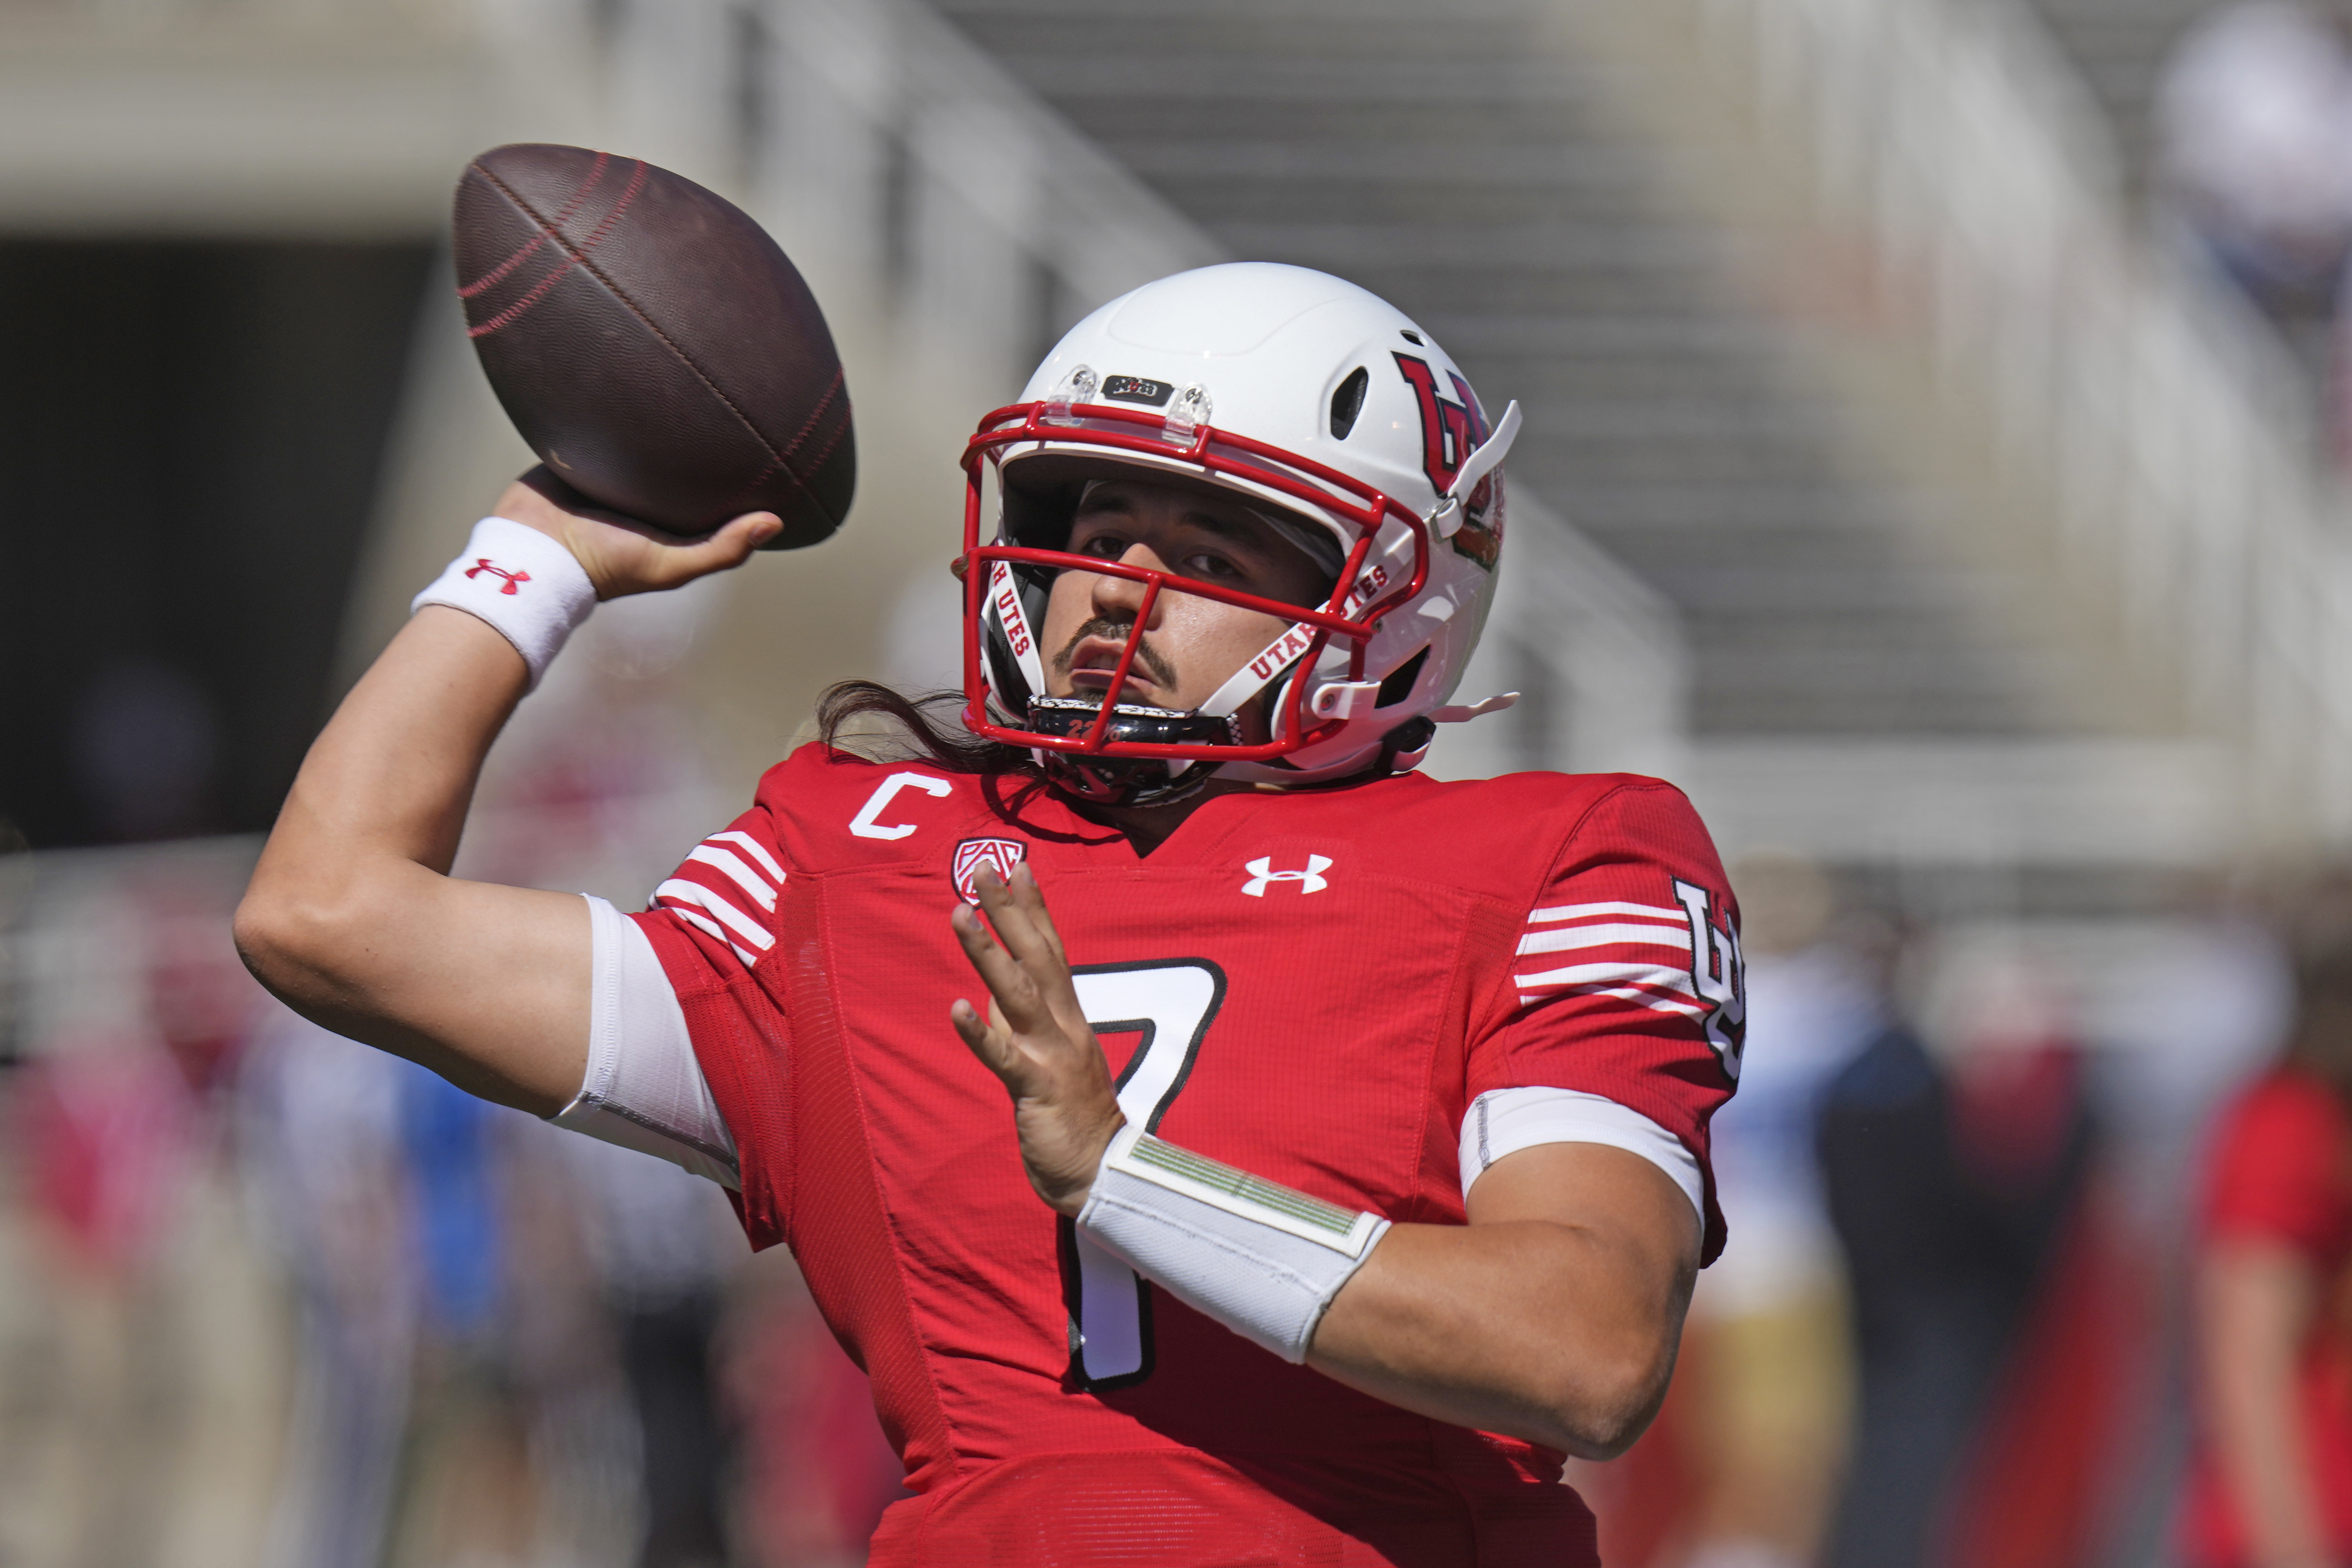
[[1022, 621, 1312, 809], [1198, 622, 1320, 722], [985, 560, 1046, 697], [1027, 698, 1233, 806]]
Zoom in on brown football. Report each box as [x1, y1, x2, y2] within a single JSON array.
[[452, 143, 853, 549]]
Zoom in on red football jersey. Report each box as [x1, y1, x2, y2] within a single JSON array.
[[2184, 1067, 2352, 1568], [635, 745, 1741, 1566]]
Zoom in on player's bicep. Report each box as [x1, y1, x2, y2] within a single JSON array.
[[1468, 781, 1742, 1259], [258, 862, 590, 1115], [1465, 1140, 1700, 1283], [553, 902, 740, 1187]]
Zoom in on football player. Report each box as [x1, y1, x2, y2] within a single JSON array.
[[239, 262, 1744, 1565]]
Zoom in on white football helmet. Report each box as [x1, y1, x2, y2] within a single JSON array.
[[960, 261, 1521, 804]]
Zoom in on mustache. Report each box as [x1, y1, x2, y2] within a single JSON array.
[[1051, 616, 1178, 693]]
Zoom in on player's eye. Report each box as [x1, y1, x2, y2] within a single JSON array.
[[1075, 532, 1129, 560], [1181, 552, 1242, 581]]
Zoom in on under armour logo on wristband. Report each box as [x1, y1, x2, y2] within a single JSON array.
[[1241, 855, 1332, 897], [465, 559, 530, 595]]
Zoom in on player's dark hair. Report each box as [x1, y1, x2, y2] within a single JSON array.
[[816, 681, 1033, 776]]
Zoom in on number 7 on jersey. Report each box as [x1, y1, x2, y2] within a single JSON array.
[[1060, 958, 1228, 1390]]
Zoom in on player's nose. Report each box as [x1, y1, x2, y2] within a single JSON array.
[[1091, 544, 1169, 624]]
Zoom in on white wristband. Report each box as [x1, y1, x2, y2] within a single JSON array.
[[410, 516, 597, 688], [1075, 1123, 1390, 1364]]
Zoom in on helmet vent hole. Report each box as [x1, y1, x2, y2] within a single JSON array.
[[1377, 647, 1430, 708], [1399, 330, 1424, 346], [1328, 367, 1370, 439]]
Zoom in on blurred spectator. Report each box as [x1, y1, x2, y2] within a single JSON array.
[[241, 1009, 419, 1568], [1, 870, 280, 1568], [2149, 1, 2352, 475], [2184, 872, 2352, 1568], [1669, 852, 1882, 1568], [561, 1131, 746, 1567], [5, 1022, 205, 1564], [1817, 937, 2096, 1568], [244, 1009, 647, 1568], [2155, 2, 2352, 313]]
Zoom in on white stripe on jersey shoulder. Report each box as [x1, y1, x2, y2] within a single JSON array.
[[652, 826, 786, 967], [709, 829, 785, 884], [552, 895, 742, 1190], [1515, 986, 1708, 1018], [1516, 920, 1691, 957], [1514, 959, 1695, 996], [653, 878, 775, 968], [1510, 951, 1706, 1021], [685, 844, 779, 912], [1527, 900, 1688, 925], [1458, 1086, 1702, 1228]]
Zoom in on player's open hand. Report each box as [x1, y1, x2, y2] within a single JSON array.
[[492, 466, 781, 601], [949, 863, 1126, 1217]]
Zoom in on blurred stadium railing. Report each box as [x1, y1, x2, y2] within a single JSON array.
[[1564, 0, 2352, 858]]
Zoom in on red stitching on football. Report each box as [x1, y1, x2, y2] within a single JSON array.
[[457, 151, 610, 299], [465, 159, 649, 340], [452, 143, 855, 549]]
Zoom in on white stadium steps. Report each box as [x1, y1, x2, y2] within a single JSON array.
[[930, 0, 2065, 746]]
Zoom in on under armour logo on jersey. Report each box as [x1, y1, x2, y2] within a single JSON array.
[[465, 559, 530, 595], [1241, 855, 1332, 897]]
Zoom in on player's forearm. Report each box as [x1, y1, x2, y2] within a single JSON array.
[[235, 601, 589, 1111], [2214, 1351, 2329, 1567], [1307, 1216, 1690, 1459], [245, 606, 524, 891], [2201, 1246, 2332, 1567]]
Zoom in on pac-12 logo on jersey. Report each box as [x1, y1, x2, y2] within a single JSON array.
[[1393, 352, 1503, 570], [952, 837, 1028, 904]]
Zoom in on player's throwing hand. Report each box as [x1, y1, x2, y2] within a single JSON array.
[[492, 466, 781, 601], [949, 864, 1127, 1217]]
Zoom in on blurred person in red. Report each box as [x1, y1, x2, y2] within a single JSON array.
[[2186, 873, 2352, 1568], [4, 868, 279, 1564]]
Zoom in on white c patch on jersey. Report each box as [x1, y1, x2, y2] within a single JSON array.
[[849, 771, 955, 840]]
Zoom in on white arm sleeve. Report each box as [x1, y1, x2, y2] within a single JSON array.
[[549, 895, 741, 1189], [1459, 1087, 1703, 1228]]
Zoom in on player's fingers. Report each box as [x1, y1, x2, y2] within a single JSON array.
[[971, 866, 1054, 969], [993, 880, 1077, 1028], [973, 870, 1093, 1047], [949, 998, 1024, 1086], [625, 513, 784, 591], [950, 903, 1051, 1031], [998, 866, 1093, 1036], [1010, 863, 1071, 968]]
